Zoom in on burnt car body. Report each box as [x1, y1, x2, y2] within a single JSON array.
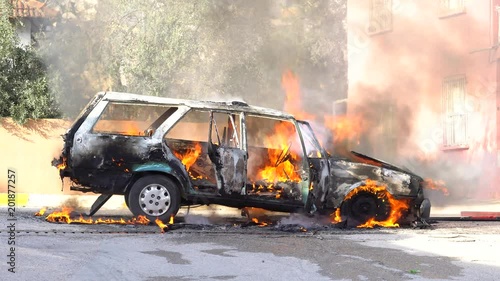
[[55, 92, 431, 225]]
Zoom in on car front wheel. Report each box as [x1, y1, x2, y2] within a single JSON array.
[[127, 175, 180, 223], [340, 191, 389, 227]]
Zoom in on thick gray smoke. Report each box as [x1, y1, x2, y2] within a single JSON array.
[[38, 0, 347, 119], [347, 1, 498, 207]]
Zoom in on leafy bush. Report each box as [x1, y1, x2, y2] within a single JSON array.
[[0, 0, 60, 124]]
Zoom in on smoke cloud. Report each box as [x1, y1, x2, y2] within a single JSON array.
[[347, 1, 498, 206]]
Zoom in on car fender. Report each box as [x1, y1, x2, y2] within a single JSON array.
[[333, 179, 389, 208], [130, 162, 191, 198]]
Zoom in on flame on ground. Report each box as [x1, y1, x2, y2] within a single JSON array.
[[251, 217, 269, 227], [155, 215, 174, 233], [155, 218, 168, 233], [423, 178, 449, 196], [44, 207, 151, 225], [35, 207, 47, 216], [333, 180, 410, 228]]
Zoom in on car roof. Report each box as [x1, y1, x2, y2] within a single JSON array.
[[101, 91, 295, 119]]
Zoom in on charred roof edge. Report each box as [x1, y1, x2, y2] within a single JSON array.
[[100, 91, 294, 119]]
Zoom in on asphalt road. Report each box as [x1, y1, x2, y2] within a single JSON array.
[[1, 207, 499, 281]]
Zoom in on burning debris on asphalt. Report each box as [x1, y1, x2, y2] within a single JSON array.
[[36, 204, 432, 235], [40, 207, 151, 225], [34, 208, 47, 216], [154, 215, 175, 233]]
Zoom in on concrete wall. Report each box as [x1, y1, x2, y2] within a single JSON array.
[[0, 117, 75, 195]]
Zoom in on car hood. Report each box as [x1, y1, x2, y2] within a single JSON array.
[[348, 151, 422, 180]]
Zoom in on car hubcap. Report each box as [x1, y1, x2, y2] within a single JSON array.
[[139, 184, 171, 216]]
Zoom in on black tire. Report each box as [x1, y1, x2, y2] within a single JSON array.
[[127, 175, 181, 223], [124, 192, 130, 209], [340, 191, 390, 227]]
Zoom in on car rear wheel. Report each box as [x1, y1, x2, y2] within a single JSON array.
[[127, 175, 180, 223], [124, 192, 130, 209], [340, 191, 389, 227]]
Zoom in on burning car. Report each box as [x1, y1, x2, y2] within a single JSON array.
[[54, 92, 431, 226]]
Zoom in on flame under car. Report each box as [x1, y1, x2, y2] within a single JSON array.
[[54, 92, 431, 226]]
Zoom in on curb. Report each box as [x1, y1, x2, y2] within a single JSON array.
[[0, 193, 127, 210], [0, 193, 243, 217], [2, 193, 500, 217]]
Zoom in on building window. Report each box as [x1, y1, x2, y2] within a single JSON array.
[[442, 76, 468, 149], [439, 0, 465, 18], [367, 0, 392, 35], [496, 6, 500, 44]]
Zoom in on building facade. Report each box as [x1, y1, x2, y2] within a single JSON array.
[[348, 0, 499, 201], [9, 0, 58, 47]]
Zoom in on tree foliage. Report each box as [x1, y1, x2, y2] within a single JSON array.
[[0, 0, 60, 124], [40, 0, 346, 116]]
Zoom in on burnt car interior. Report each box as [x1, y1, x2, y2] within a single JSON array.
[[164, 108, 305, 203], [93, 102, 178, 137]]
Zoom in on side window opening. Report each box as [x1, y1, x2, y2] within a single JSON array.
[[93, 102, 177, 136], [245, 114, 304, 201], [164, 109, 215, 187], [210, 112, 241, 149], [297, 121, 323, 158]]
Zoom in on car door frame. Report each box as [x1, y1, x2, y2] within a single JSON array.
[[207, 110, 248, 196]]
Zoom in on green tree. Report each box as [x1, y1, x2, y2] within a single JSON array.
[[0, 0, 60, 124]]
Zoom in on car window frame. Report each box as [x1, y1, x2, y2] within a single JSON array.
[[89, 101, 180, 138]]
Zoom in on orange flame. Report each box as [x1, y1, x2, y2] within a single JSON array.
[[44, 207, 151, 225], [251, 217, 269, 227], [173, 142, 202, 171], [280, 69, 368, 154], [35, 208, 46, 216], [324, 114, 364, 145], [335, 180, 410, 228], [330, 208, 342, 223], [155, 215, 174, 233], [281, 70, 316, 121], [357, 192, 409, 228], [46, 206, 73, 223], [357, 180, 409, 228], [423, 178, 449, 196], [123, 121, 143, 136], [57, 157, 67, 170], [155, 218, 169, 233], [257, 121, 302, 183]]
